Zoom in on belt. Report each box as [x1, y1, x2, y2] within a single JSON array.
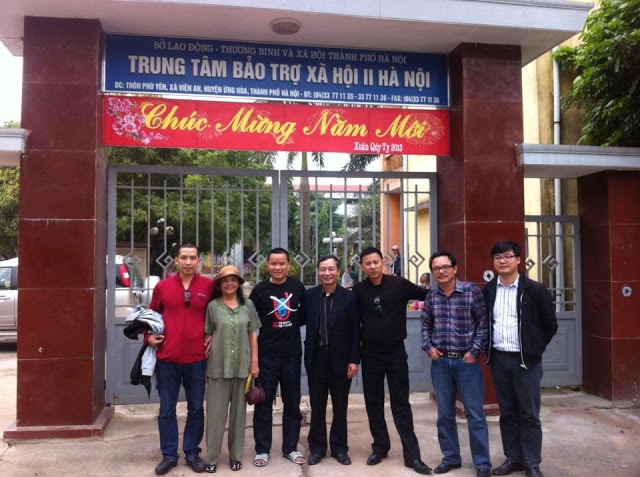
[[443, 351, 465, 359], [492, 348, 520, 357]]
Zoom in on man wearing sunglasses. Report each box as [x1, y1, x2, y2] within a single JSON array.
[[421, 251, 491, 477], [483, 241, 557, 477], [147, 243, 215, 475], [353, 246, 430, 474]]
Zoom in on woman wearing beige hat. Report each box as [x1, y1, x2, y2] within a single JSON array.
[[204, 266, 261, 473]]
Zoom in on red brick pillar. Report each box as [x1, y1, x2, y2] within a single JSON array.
[[4, 17, 112, 438], [579, 171, 640, 400], [441, 44, 526, 411]]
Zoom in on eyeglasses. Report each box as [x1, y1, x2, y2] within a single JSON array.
[[373, 296, 382, 314], [432, 264, 453, 273], [184, 290, 192, 308], [493, 254, 517, 262]]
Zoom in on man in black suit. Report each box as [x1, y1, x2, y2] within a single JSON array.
[[304, 255, 360, 466]]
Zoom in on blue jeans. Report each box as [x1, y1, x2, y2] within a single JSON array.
[[156, 359, 206, 460], [490, 351, 543, 468], [431, 357, 491, 469], [253, 354, 302, 455]]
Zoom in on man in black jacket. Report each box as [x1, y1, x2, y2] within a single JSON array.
[[482, 241, 558, 477], [304, 255, 360, 466], [353, 246, 431, 475]]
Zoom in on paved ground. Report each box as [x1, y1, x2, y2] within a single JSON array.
[[0, 342, 639, 476]]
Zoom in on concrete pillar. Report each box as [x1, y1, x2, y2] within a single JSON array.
[[442, 43, 526, 410], [4, 17, 112, 438], [579, 171, 640, 400]]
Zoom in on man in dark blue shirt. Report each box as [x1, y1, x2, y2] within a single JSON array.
[[421, 251, 491, 477]]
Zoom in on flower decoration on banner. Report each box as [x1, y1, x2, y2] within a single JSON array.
[[106, 97, 168, 145], [405, 113, 446, 146]]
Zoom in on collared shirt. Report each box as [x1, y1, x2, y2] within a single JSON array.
[[492, 275, 520, 352], [205, 298, 261, 379], [420, 278, 488, 358]]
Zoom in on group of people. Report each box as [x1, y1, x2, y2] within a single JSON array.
[[142, 240, 557, 477]]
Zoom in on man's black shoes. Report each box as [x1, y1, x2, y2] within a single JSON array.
[[366, 452, 388, 465], [492, 460, 525, 475], [434, 462, 462, 474], [155, 456, 178, 475], [525, 467, 544, 477], [185, 453, 206, 473], [333, 452, 351, 465], [478, 469, 491, 477], [308, 453, 324, 465], [404, 458, 432, 475]]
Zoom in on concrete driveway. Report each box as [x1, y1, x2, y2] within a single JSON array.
[[0, 343, 639, 476]]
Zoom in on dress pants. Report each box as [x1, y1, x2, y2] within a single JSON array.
[[205, 377, 246, 465], [490, 350, 543, 468], [307, 348, 352, 455], [361, 347, 421, 462]]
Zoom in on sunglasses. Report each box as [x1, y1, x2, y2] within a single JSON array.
[[185, 290, 192, 308]]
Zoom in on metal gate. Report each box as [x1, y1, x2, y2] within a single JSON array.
[[106, 165, 437, 404], [524, 215, 582, 387]]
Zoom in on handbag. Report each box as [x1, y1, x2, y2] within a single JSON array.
[[244, 375, 265, 405]]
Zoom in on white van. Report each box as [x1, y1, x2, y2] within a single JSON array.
[[0, 255, 144, 342]]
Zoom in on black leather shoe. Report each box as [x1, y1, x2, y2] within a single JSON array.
[[186, 453, 206, 473], [404, 458, 432, 475], [492, 460, 525, 475], [478, 469, 491, 477], [525, 467, 543, 477], [333, 453, 351, 465], [434, 462, 462, 474], [155, 456, 178, 475], [367, 452, 388, 465], [308, 453, 324, 465]]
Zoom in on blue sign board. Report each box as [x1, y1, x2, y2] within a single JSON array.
[[104, 34, 449, 107]]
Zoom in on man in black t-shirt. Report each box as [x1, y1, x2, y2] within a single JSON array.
[[249, 248, 306, 467], [353, 246, 430, 475]]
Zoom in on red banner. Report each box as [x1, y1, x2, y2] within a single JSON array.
[[103, 96, 449, 155]]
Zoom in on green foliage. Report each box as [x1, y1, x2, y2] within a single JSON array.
[[108, 147, 274, 264], [346, 178, 381, 251], [552, 0, 640, 146], [0, 168, 20, 258]]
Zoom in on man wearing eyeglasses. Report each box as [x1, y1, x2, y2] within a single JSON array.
[[147, 243, 215, 475], [353, 246, 431, 475], [483, 242, 557, 477], [421, 251, 491, 477]]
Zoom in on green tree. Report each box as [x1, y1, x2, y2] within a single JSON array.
[[285, 151, 377, 258], [0, 167, 19, 258], [0, 121, 21, 258], [553, 0, 640, 146], [108, 147, 275, 273]]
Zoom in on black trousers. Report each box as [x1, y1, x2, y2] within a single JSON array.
[[361, 347, 421, 461], [307, 348, 352, 455]]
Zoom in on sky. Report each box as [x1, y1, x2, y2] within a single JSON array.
[[0, 43, 22, 125]]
